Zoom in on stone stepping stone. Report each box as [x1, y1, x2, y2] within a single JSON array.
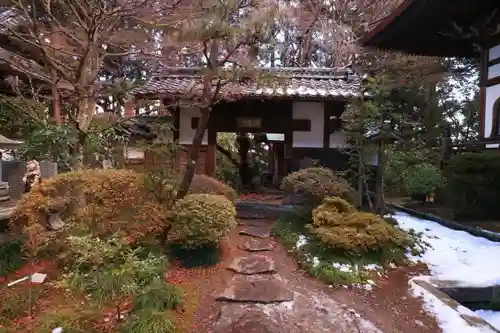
[[228, 255, 276, 275], [239, 239, 273, 252], [216, 278, 293, 303], [213, 309, 281, 333], [239, 227, 270, 239]]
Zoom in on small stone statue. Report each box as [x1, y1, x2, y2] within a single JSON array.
[[22, 159, 41, 193]]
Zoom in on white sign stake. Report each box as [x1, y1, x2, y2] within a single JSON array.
[[7, 272, 47, 287]]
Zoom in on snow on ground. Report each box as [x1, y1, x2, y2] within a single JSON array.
[[411, 281, 498, 333], [393, 212, 500, 287], [475, 311, 500, 331], [393, 212, 500, 332]]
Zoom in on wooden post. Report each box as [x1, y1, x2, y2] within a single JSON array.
[[124, 95, 136, 117], [284, 130, 293, 175], [205, 126, 216, 177]]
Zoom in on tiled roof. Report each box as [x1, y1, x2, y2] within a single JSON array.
[[0, 8, 73, 90], [131, 67, 361, 100]]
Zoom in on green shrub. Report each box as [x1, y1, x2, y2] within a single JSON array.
[[308, 207, 409, 256], [311, 197, 356, 227], [0, 238, 25, 277], [281, 167, 358, 210], [132, 280, 181, 311], [168, 242, 222, 267], [446, 152, 500, 220], [168, 194, 237, 250], [188, 174, 237, 204], [121, 311, 175, 333], [403, 163, 445, 196]]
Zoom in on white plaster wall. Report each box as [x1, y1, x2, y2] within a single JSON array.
[[489, 45, 500, 60], [329, 130, 348, 148], [179, 107, 208, 145], [488, 63, 500, 79], [484, 84, 500, 138], [292, 101, 324, 148]]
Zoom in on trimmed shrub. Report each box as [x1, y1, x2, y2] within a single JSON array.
[[403, 163, 445, 197], [281, 167, 358, 210], [168, 194, 237, 250], [309, 199, 408, 256], [311, 197, 356, 227], [13, 169, 169, 252], [446, 152, 500, 220], [188, 174, 237, 204]]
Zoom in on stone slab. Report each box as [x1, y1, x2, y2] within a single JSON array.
[[239, 227, 270, 239], [239, 239, 273, 252], [216, 278, 293, 303], [228, 255, 276, 275], [213, 309, 281, 333]]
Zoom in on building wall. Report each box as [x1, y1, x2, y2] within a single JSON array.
[[292, 101, 324, 148], [484, 44, 500, 139], [179, 107, 208, 145]]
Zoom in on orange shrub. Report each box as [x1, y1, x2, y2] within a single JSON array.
[[188, 174, 237, 204], [13, 169, 169, 252]]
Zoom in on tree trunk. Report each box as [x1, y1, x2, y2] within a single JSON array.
[[176, 108, 211, 200], [374, 139, 386, 215]]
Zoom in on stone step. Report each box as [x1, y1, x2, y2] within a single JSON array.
[[228, 255, 276, 275], [0, 195, 10, 203], [213, 308, 282, 333], [239, 227, 270, 239], [239, 239, 273, 252], [216, 277, 293, 304]]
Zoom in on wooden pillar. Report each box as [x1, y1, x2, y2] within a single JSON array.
[[173, 106, 181, 171], [284, 130, 293, 175], [205, 126, 216, 177], [124, 95, 136, 117]]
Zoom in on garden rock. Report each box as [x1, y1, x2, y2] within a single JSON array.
[[239, 239, 273, 252], [228, 255, 276, 274], [212, 309, 281, 333], [239, 227, 270, 239], [217, 277, 293, 303]]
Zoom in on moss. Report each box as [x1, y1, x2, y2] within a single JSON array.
[[271, 211, 308, 249], [307, 262, 362, 286]]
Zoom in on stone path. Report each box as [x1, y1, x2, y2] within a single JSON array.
[[212, 212, 385, 333]]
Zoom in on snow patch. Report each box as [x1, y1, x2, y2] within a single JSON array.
[[394, 212, 500, 287], [475, 310, 500, 331], [410, 280, 497, 333]]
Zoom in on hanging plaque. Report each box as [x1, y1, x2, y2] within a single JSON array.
[[237, 117, 262, 128]]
